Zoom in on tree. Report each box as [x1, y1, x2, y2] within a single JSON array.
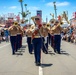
[[24, 4, 27, 12], [19, 0, 24, 19], [22, 12, 28, 18]]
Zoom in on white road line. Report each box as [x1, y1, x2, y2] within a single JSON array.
[[39, 66, 43, 75], [0, 43, 10, 49], [39, 52, 43, 75], [22, 43, 27, 45]]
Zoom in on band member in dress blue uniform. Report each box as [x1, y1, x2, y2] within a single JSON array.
[[50, 20, 55, 48], [42, 23, 49, 54], [50, 27, 55, 49], [16, 23, 23, 51], [51, 20, 64, 54], [26, 25, 33, 54], [8, 22, 18, 55], [47, 23, 51, 45], [32, 16, 43, 66], [46, 23, 51, 48]]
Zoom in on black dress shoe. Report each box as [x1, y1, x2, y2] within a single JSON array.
[[29, 52, 32, 54], [45, 52, 48, 54], [43, 51, 45, 53], [58, 52, 61, 54], [12, 53, 15, 55], [54, 49, 57, 53], [36, 62, 41, 66]]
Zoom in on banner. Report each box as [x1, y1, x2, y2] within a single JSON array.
[[37, 10, 42, 17]]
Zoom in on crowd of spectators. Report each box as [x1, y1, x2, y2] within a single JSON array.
[[61, 25, 76, 44], [0, 28, 9, 43]]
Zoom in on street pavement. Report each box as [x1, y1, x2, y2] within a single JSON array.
[[0, 37, 76, 75]]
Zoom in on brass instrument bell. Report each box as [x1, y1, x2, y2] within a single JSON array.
[[46, 23, 50, 27], [60, 22, 63, 25], [14, 21, 18, 26]]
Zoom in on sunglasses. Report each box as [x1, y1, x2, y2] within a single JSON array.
[[43, 24, 46, 25], [35, 18, 40, 20], [55, 22, 59, 23], [51, 21, 54, 23]]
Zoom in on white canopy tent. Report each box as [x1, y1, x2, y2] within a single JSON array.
[[61, 18, 70, 28]]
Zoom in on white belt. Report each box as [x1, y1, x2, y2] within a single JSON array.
[[10, 34, 17, 36], [17, 33, 21, 34], [27, 36, 31, 37], [34, 36, 41, 38], [54, 33, 60, 35]]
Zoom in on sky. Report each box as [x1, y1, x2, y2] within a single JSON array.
[[0, 0, 76, 23]]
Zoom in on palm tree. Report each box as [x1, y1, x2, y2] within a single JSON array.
[[19, 0, 24, 19], [22, 12, 28, 18], [24, 4, 29, 17], [24, 4, 27, 12]]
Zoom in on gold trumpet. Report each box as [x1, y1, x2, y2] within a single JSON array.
[[60, 21, 63, 25], [14, 21, 18, 26], [46, 23, 50, 27], [46, 23, 51, 30]]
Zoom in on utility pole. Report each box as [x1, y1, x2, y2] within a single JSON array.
[[53, 1, 57, 19]]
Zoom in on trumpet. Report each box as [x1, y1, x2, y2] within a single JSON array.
[[60, 21, 63, 25], [13, 21, 18, 26]]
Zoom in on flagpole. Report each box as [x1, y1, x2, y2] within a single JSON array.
[[53, 1, 57, 19]]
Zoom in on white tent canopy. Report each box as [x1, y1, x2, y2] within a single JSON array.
[[61, 24, 70, 28], [61, 18, 70, 28]]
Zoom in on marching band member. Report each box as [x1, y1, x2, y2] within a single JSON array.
[[50, 20, 55, 48], [31, 16, 43, 66], [16, 23, 23, 51], [47, 23, 51, 45], [25, 25, 33, 54], [51, 20, 63, 54], [50, 27, 55, 49], [42, 23, 49, 54], [8, 22, 18, 55]]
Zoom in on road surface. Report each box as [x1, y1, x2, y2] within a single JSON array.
[[0, 37, 76, 75]]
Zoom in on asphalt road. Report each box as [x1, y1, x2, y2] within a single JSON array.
[[0, 37, 76, 75]]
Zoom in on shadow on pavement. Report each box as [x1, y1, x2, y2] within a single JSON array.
[[48, 51, 55, 55], [20, 48, 25, 51], [61, 50, 70, 56], [17, 50, 25, 52], [41, 63, 53, 68], [48, 50, 69, 56], [15, 52, 23, 55], [15, 45, 26, 56]]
